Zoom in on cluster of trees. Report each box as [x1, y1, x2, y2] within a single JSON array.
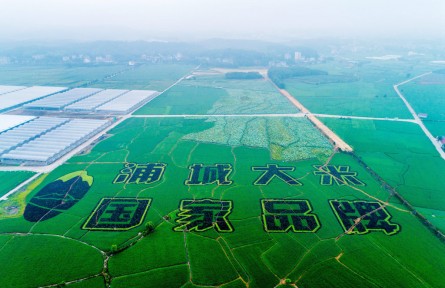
[[268, 66, 327, 88], [109, 222, 156, 255], [225, 72, 263, 80]]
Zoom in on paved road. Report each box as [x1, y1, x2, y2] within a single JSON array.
[[132, 113, 417, 124], [312, 114, 417, 123], [393, 72, 445, 160], [131, 113, 306, 118]]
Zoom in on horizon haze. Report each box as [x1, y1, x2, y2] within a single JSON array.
[[0, 0, 444, 42]]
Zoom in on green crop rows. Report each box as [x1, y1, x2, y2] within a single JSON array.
[[0, 65, 444, 287]]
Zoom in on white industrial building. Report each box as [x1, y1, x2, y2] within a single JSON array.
[[0, 117, 111, 166], [0, 86, 66, 112], [23, 88, 102, 110]]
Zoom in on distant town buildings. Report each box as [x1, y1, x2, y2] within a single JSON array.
[[0, 57, 10, 65], [294, 51, 303, 61]]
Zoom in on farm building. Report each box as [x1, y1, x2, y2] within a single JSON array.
[[0, 86, 66, 112], [418, 113, 428, 119], [440, 137, 445, 151], [0, 115, 36, 134], [95, 90, 159, 114], [65, 89, 129, 112], [0, 85, 26, 95], [18, 86, 159, 115], [0, 117, 111, 166], [23, 88, 102, 110]]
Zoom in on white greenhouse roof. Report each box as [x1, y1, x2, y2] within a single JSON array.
[[65, 89, 129, 111], [0, 115, 35, 133], [0, 86, 66, 112], [96, 90, 158, 114], [0, 85, 27, 95], [1, 118, 111, 165], [23, 88, 102, 110]]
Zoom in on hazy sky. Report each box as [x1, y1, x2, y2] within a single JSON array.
[[0, 0, 444, 41]]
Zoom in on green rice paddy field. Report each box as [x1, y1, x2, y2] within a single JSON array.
[[89, 64, 195, 91], [400, 72, 445, 137], [0, 63, 194, 90], [0, 65, 128, 87], [0, 171, 35, 198], [135, 74, 298, 115], [0, 64, 444, 287], [283, 60, 435, 119]]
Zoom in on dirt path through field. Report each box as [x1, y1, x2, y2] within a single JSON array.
[[276, 87, 353, 152]]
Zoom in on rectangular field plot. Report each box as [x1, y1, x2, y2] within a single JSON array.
[[23, 88, 103, 110], [280, 59, 429, 118], [0, 86, 66, 112], [285, 79, 412, 118], [135, 73, 299, 115], [0, 118, 111, 165]]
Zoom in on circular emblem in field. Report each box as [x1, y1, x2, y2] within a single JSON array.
[[23, 171, 93, 222]]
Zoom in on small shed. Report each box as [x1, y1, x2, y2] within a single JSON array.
[[418, 113, 428, 119]]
